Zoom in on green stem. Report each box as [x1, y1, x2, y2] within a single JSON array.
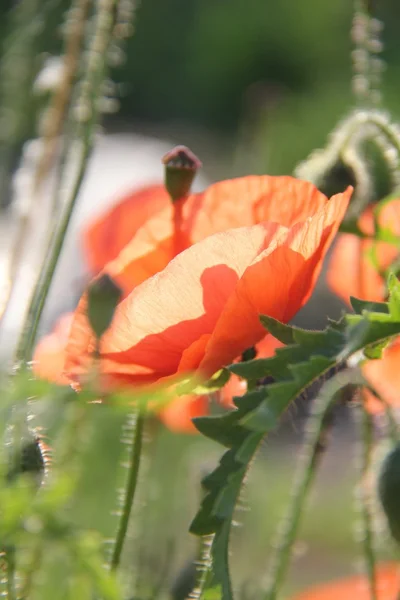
[[263, 370, 362, 600], [110, 412, 144, 571], [14, 0, 119, 365], [358, 408, 377, 600], [14, 140, 92, 364], [5, 547, 16, 600]]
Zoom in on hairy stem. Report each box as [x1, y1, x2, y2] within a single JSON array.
[[5, 547, 16, 600], [263, 370, 362, 600], [110, 412, 144, 571], [357, 408, 377, 600]]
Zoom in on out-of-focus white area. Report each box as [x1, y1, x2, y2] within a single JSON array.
[[0, 132, 209, 363]]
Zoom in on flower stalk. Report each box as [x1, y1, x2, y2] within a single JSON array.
[[263, 370, 362, 600], [356, 407, 377, 600], [14, 0, 119, 365], [110, 411, 144, 572]]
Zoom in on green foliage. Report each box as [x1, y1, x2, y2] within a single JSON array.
[[190, 277, 400, 600]]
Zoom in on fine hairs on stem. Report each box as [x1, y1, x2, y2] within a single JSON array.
[[263, 370, 364, 600], [355, 407, 377, 600], [110, 411, 144, 571]]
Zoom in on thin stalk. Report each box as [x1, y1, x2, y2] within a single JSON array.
[[384, 403, 400, 445], [14, 136, 92, 364], [352, 0, 384, 106], [263, 370, 363, 600], [33, 0, 93, 197], [110, 412, 144, 571], [263, 401, 334, 600], [357, 408, 377, 600], [5, 547, 16, 600], [14, 0, 119, 365]]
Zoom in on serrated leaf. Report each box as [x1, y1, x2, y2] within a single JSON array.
[[350, 296, 389, 315], [259, 315, 298, 344], [191, 299, 400, 600]]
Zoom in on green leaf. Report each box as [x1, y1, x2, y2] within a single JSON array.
[[388, 272, 400, 320], [364, 338, 391, 360], [350, 296, 389, 315], [191, 299, 400, 600], [259, 315, 297, 344]]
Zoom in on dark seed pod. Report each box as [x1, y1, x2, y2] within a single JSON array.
[[378, 443, 400, 544], [6, 436, 50, 488]]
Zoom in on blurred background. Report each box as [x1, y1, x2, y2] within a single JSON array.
[[0, 0, 399, 597]]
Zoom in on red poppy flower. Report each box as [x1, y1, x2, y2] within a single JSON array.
[[327, 199, 400, 413], [32, 313, 74, 386], [362, 338, 400, 412], [83, 184, 171, 276], [289, 563, 400, 600], [87, 176, 348, 296], [64, 188, 350, 390], [327, 200, 400, 305]]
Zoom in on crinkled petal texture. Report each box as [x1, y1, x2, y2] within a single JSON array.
[[290, 563, 400, 600], [363, 339, 400, 413], [96, 176, 350, 295], [65, 190, 350, 387], [83, 184, 171, 275], [32, 313, 74, 385], [327, 201, 400, 305]]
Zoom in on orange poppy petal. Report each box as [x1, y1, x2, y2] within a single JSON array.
[[96, 176, 347, 296], [32, 312, 74, 385], [362, 338, 400, 413], [327, 200, 400, 305], [65, 222, 287, 384], [159, 394, 209, 433], [327, 234, 395, 305], [82, 184, 170, 275], [290, 562, 400, 600], [199, 191, 351, 376], [186, 175, 332, 239], [104, 201, 188, 295]]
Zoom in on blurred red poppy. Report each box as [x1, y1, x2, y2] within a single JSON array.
[[327, 199, 400, 413], [290, 563, 400, 600], [83, 184, 170, 276], [327, 200, 400, 305], [32, 312, 74, 386]]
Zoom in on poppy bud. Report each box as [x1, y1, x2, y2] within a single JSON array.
[[162, 145, 202, 202], [87, 274, 122, 339], [378, 442, 400, 544]]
